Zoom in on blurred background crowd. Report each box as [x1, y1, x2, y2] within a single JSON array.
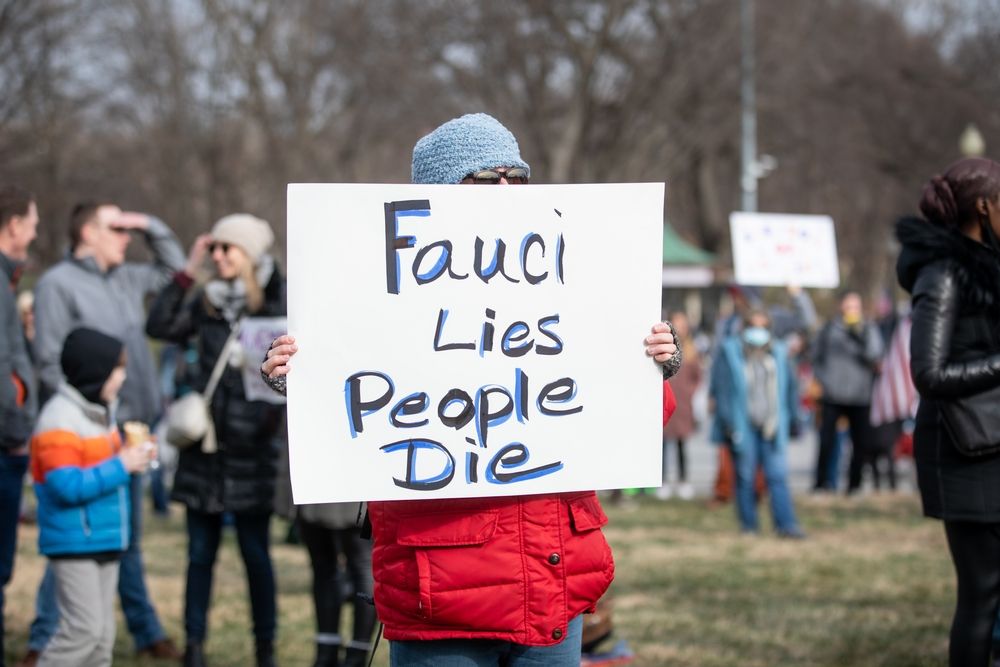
[[4, 1, 1000, 666]]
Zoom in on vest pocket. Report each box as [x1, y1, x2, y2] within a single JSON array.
[[567, 494, 608, 533], [397, 511, 501, 623]]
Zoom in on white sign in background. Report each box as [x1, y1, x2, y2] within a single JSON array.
[[287, 184, 665, 504], [239, 317, 288, 405], [730, 212, 841, 288]]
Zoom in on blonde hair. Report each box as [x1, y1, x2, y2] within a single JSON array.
[[669, 311, 700, 366], [238, 256, 265, 314], [201, 244, 265, 317]]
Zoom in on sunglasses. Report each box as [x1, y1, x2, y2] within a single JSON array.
[[207, 242, 232, 254], [466, 167, 529, 185]]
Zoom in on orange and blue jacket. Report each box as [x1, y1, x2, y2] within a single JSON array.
[[30, 384, 130, 557]]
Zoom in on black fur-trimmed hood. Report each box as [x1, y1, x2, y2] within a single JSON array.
[[896, 216, 1000, 296]]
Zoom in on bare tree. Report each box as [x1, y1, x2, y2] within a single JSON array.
[[1, 0, 997, 297]]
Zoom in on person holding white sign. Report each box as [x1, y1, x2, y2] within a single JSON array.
[[263, 113, 679, 666], [146, 213, 286, 667], [711, 308, 804, 539]]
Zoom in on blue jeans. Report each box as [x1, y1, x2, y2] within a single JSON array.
[[734, 429, 800, 534], [149, 462, 169, 515], [0, 453, 28, 666], [825, 429, 844, 491], [389, 615, 583, 667], [28, 473, 166, 651], [185, 508, 276, 643]]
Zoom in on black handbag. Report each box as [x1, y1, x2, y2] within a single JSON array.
[[939, 384, 1000, 456]]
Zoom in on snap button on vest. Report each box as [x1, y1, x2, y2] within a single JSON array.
[[552, 628, 563, 640], [548, 553, 561, 565]]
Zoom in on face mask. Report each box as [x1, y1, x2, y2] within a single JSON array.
[[743, 326, 771, 348]]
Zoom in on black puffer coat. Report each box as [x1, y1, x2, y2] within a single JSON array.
[[896, 216, 1000, 521], [147, 268, 286, 514]]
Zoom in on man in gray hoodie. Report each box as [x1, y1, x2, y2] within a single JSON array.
[[0, 185, 39, 667], [22, 200, 185, 663]]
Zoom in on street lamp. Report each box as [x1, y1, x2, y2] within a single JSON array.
[[739, 0, 776, 212], [740, 0, 757, 212], [960, 124, 985, 157]]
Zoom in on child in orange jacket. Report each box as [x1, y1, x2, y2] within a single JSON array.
[[31, 328, 153, 667]]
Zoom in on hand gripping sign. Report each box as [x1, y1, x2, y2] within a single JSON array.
[[287, 184, 664, 503]]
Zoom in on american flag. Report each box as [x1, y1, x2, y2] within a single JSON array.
[[870, 315, 919, 426]]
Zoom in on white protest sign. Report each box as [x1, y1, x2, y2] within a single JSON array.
[[287, 183, 665, 503], [730, 212, 841, 288], [239, 317, 287, 404]]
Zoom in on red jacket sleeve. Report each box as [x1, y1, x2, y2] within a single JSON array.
[[662, 380, 677, 425]]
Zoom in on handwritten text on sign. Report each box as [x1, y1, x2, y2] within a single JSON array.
[[286, 184, 664, 503]]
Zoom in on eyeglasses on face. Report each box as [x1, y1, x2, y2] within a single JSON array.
[[207, 242, 232, 254], [465, 167, 529, 185]]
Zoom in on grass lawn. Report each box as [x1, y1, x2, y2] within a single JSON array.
[[4, 493, 953, 666]]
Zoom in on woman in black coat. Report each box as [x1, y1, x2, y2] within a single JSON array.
[[147, 214, 285, 667], [896, 157, 1000, 666]]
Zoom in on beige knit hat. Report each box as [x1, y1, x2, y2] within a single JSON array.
[[210, 214, 274, 264]]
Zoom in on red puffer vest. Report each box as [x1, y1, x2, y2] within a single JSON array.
[[369, 491, 614, 645]]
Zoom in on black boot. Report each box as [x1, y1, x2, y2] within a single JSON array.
[[342, 646, 368, 667], [184, 643, 207, 667], [312, 643, 340, 667], [256, 640, 276, 667]]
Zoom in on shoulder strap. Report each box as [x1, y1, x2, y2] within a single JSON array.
[[816, 322, 832, 365], [204, 320, 242, 401]]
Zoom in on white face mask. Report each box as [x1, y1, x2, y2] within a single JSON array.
[[742, 326, 771, 348]]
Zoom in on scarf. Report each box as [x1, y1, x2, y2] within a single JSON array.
[[744, 346, 779, 440], [204, 254, 274, 323]]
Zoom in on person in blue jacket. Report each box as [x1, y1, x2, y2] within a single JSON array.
[[712, 308, 805, 538], [31, 328, 154, 667]]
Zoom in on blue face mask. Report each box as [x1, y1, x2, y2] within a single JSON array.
[[743, 326, 771, 348]]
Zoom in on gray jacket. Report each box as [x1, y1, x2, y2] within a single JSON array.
[[0, 252, 35, 450], [34, 217, 185, 424], [812, 318, 885, 406]]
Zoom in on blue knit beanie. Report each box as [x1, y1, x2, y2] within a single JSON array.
[[411, 113, 530, 185]]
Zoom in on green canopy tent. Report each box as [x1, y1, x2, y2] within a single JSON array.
[[662, 224, 715, 287]]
